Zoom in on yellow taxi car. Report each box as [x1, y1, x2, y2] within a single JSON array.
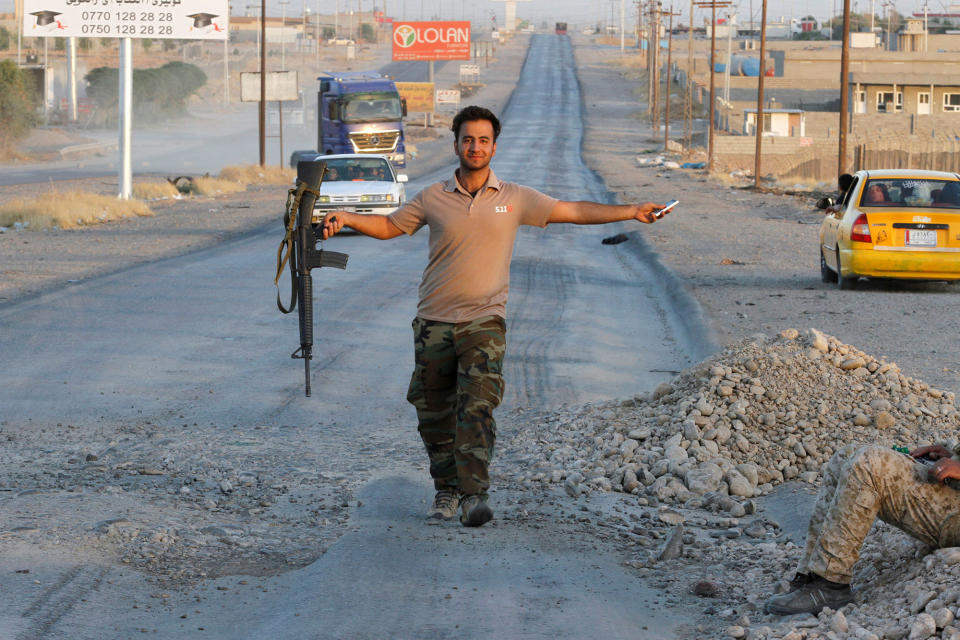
[[818, 169, 960, 289]]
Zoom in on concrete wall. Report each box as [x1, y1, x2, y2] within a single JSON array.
[[851, 111, 960, 136]]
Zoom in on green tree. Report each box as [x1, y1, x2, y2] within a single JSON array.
[[0, 26, 10, 51], [829, 13, 876, 39], [360, 22, 375, 42], [323, 26, 336, 40], [0, 60, 38, 151], [85, 61, 207, 125], [142, 38, 153, 52]]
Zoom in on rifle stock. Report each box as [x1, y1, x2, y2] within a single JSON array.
[[276, 160, 349, 397]]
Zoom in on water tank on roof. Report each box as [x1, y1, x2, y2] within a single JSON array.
[[716, 56, 759, 76], [739, 57, 761, 76]]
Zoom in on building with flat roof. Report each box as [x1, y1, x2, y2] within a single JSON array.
[[850, 72, 960, 115]]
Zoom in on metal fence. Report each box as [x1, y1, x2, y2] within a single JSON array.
[[853, 137, 960, 173], [775, 135, 960, 184]]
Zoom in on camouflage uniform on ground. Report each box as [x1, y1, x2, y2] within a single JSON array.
[[406, 316, 506, 497], [798, 443, 960, 584]]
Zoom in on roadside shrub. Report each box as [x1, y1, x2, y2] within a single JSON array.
[[190, 176, 247, 196], [132, 181, 179, 200], [0, 191, 153, 230], [0, 60, 39, 151], [218, 164, 294, 185]]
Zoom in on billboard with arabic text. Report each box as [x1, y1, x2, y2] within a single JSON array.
[[22, 0, 229, 40]]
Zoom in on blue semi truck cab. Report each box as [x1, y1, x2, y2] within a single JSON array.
[[316, 71, 407, 169]]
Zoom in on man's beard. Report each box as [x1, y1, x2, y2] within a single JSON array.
[[459, 154, 490, 172]]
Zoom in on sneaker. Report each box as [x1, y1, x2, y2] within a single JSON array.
[[764, 576, 853, 615], [427, 489, 461, 521], [459, 494, 494, 527]]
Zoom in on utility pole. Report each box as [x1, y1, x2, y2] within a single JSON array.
[[621, 0, 626, 53], [683, 0, 693, 149], [754, 0, 767, 187], [694, 0, 732, 173], [646, 2, 653, 114], [723, 9, 734, 102], [637, 0, 643, 46], [639, 0, 646, 63], [280, 0, 289, 69], [663, 6, 681, 151], [839, 0, 851, 176], [15, 0, 22, 65], [648, 2, 662, 127], [260, 0, 266, 167]]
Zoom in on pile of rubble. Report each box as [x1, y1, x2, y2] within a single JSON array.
[[504, 328, 960, 640], [511, 328, 959, 510]]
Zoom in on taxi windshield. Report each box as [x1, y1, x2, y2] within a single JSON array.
[[860, 178, 960, 208], [323, 158, 392, 182]]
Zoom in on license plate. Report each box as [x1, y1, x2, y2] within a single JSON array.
[[906, 229, 937, 247]]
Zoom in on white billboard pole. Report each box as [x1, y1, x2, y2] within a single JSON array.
[[119, 38, 133, 199], [67, 37, 78, 122]]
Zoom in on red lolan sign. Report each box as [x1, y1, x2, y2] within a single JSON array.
[[392, 21, 471, 61]]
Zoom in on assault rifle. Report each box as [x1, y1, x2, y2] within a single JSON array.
[[275, 160, 348, 397]]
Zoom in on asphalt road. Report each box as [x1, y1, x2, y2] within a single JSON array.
[[0, 35, 709, 638]]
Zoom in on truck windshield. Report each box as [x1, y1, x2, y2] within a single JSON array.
[[342, 92, 402, 122]]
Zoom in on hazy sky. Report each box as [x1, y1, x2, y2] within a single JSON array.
[[1, 1, 946, 27]]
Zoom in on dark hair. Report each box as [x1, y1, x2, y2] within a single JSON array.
[[838, 173, 854, 192], [451, 105, 501, 141]]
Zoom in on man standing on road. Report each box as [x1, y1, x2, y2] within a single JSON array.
[[321, 105, 668, 527]]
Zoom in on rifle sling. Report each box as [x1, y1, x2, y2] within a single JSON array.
[[275, 181, 321, 314]]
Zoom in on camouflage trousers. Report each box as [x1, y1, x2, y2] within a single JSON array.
[[406, 316, 506, 497], [798, 444, 960, 584]]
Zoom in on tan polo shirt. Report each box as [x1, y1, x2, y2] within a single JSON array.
[[388, 169, 557, 323]]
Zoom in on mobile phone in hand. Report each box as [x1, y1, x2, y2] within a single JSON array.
[[653, 199, 679, 218]]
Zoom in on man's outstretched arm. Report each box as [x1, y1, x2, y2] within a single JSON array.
[[547, 201, 666, 225], [321, 211, 405, 240]]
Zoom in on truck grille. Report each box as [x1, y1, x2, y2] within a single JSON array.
[[349, 130, 400, 153]]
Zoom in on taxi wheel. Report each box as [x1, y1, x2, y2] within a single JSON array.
[[836, 249, 857, 290], [820, 249, 838, 283]]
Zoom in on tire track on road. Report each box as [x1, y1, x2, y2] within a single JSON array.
[[19, 565, 110, 640]]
